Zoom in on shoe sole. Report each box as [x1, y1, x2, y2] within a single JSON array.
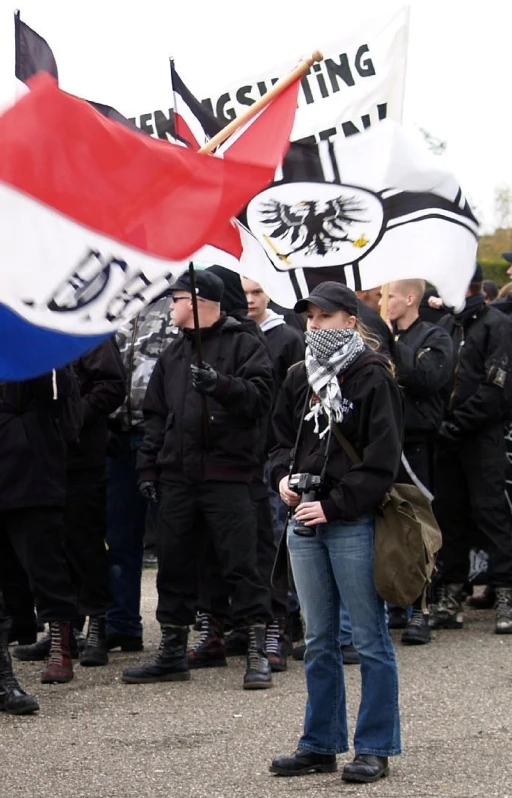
[[243, 681, 273, 690], [495, 626, 512, 634], [342, 769, 389, 783], [269, 763, 337, 776], [269, 663, 288, 673], [121, 672, 191, 684], [429, 622, 463, 629], [401, 636, 431, 645], [80, 657, 109, 667], [1, 703, 40, 715], [41, 675, 74, 684]]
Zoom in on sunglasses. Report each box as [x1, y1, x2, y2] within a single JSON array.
[[170, 296, 189, 303]]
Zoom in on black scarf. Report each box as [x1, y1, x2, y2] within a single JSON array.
[[454, 294, 485, 328]]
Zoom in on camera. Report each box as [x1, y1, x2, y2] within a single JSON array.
[[289, 473, 323, 537]]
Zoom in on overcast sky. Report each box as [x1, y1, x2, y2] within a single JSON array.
[[0, 0, 509, 231]]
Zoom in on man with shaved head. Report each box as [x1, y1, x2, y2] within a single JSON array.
[[384, 279, 454, 643]]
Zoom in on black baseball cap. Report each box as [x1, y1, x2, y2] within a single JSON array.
[[294, 282, 358, 317], [171, 270, 224, 303], [502, 252, 512, 264]]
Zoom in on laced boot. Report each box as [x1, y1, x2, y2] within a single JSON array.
[[265, 618, 290, 672], [0, 630, 39, 715], [122, 626, 190, 683], [80, 616, 109, 667], [429, 584, 464, 629], [40, 622, 74, 684], [14, 628, 79, 661], [225, 626, 249, 656], [401, 610, 431, 645], [243, 625, 272, 690], [495, 587, 512, 634], [467, 584, 496, 609], [187, 614, 227, 669]]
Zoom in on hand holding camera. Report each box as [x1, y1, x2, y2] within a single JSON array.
[[288, 473, 326, 537]]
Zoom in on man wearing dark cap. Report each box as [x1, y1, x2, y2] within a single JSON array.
[[122, 270, 275, 689], [431, 264, 512, 634]]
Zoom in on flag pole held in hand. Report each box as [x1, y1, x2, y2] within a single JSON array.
[[198, 50, 323, 155], [188, 262, 210, 446]]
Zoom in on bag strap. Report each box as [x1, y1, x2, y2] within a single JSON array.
[[330, 423, 362, 466]]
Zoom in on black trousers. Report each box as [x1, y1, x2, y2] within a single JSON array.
[[434, 425, 512, 588], [0, 588, 10, 634], [156, 482, 272, 627], [0, 507, 78, 623], [196, 483, 288, 620], [65, 469, 111, 617]]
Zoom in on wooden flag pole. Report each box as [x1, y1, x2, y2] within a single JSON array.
[[198, 50, 323, 155]]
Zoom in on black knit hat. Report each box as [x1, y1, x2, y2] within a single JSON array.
[[472, 262, 483, 283]]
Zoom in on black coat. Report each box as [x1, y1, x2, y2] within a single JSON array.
[[393, 318, 454, 437], [137, 314, 274, 484], [440, 300, 512, 431], [67, 339, 127, 472], [0, 369, 75, 510], [269, 351, 403, 523], [263, 323, 305, 396]]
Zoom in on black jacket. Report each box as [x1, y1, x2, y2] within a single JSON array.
[[440, 298, 512, 431], [137, 314, 274, 484], [0, 369, 75, 510], [269, 351, 403, 523], [263, 323, 305, 396], [393, 318, 454, 437], [357, 300, 395, 359], [67, 339, 127, 472]]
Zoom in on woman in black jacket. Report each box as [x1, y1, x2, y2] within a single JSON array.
[[268, 282, 403, 785]]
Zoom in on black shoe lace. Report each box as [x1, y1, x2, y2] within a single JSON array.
[[190, 614, 210, 652], [86, 618, 100, 649], [408, 611, 427, 628]]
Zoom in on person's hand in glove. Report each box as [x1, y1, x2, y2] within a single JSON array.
[[139, 481, 158, 502], [190, 362, 218, 395], [439, 421, 462, 444]]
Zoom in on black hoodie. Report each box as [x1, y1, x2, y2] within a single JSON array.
[[137, 313, 274, 484], [270, 350, 403, 523]]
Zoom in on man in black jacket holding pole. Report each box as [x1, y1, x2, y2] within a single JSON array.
[[122, 270, 275, 690]]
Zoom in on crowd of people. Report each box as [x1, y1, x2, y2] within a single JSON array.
[[1, 261, 512, 785]]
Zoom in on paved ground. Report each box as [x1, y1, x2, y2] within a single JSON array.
[[1, 572, 511, 798]]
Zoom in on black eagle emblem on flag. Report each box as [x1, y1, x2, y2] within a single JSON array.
[[259, 196, 370, 263]]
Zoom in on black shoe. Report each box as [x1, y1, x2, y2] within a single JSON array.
[[105, 632, 144, 652], [341, 644, 360, 664], [13, 630, 79, 661], [80, 616, 109, 667], [387, 607, 408, 629], [401, 611, 431, 645], [270, 749, 337, 776], [122, 626, 190, 683], [430, 583, 464, 629], [342, 754, 389, 783], [224, 627, 248, 656], [8, 622, 37, 646], [292, 643, 306, 661], [243, 625, 272, 689], [0, 633, 40, 716]]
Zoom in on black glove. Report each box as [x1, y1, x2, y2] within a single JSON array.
[[139, 481, 158, 503], [439, 421, 462, 444], [190, 362, 218, 395]]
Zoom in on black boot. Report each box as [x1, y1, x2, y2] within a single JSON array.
[[342, 754, 389, 783], [270, 749, 337, 776], [265, 619, 290, 672], [0, 631, 39, 715], [187, 614, 227, 669], [13, 628, 79, 661], [224, 626, 249, 656], [80, 616, 109, 667], [243, 625, 272, 690], [122, 626, 190, 683], [401, 610, 431, 645]]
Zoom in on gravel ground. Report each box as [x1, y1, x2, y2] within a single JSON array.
[[1, 572, 511, 798]]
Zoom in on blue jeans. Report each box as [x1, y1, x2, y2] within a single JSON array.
[[106, 430, 147, 637], [288, 517, 401, 757]]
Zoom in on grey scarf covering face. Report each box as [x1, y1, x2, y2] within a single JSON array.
[[304, 328, 365, 435]]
